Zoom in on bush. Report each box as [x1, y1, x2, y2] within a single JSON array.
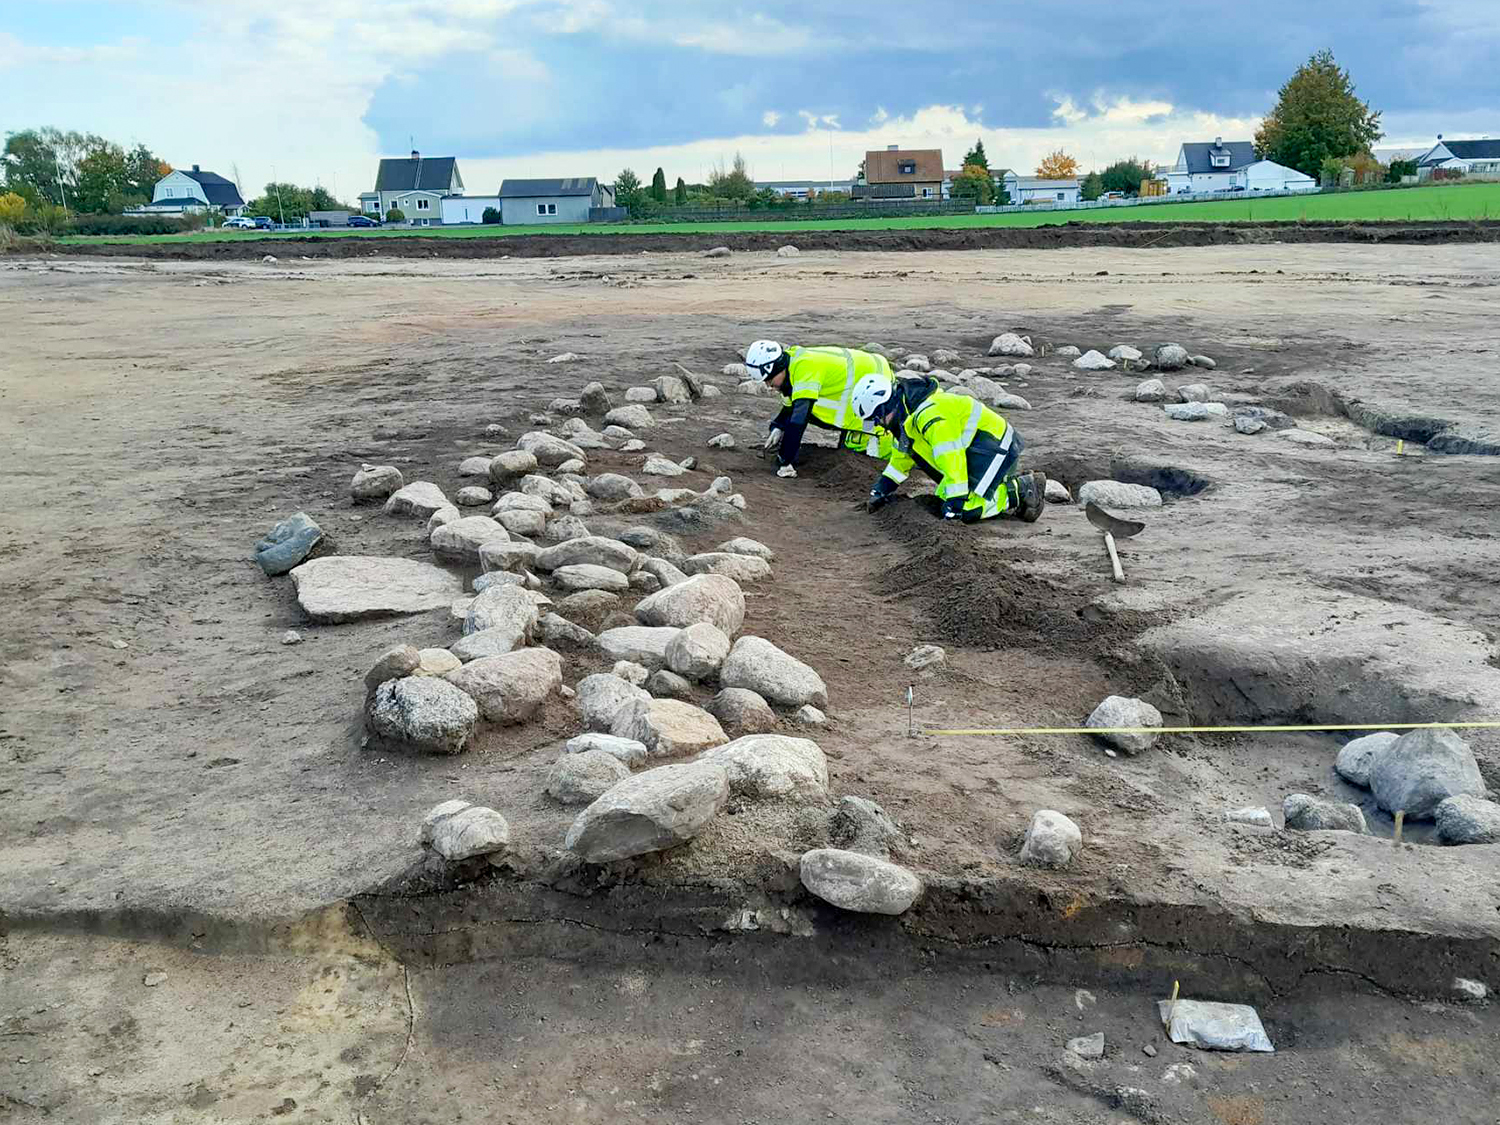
[[66, 213, 193, 235], [481, 206, 501, 224], [385, 207, 406, 222]]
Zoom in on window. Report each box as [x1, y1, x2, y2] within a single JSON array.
[[416, 198, 430, 211], [547, 203, 557, 215], [1211, 154, 1230, 168], [898, 161, 916, 174], [537, 203, 547, 215], [1056, 191, 1065, 200]]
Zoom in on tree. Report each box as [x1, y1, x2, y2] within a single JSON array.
[[0, 191, 27, 225], [707, 152, 754, 201], [1099, 157, 1153, 196], [651, 167, 667, 202], [613, 168, 646, 217], [1080, 171, 1104, 201], [1386, 158, 1417, 183], [962, 138, 989, 171], [1255, 49, 1382, 179], [950, 163, 995, 205], [385, 207, 406, 223], [481, 206, 501, 224], [1035, 149, 1079, 179], [3, 128, 96, 207], [674, 176, 687, 205]]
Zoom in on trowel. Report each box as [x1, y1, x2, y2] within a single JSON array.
[[1085, 502, 1145, 584]]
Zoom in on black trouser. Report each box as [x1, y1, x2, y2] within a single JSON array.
[[771, 400, 840, 465], [905, 429, 1023, 516]]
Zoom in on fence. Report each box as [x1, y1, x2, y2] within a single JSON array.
[[632, 199, 979, 224]]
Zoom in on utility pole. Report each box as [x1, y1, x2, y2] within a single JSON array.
[[54, 149, 69, 210], [272, 165, 285, 226]]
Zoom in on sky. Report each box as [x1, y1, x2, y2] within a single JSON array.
[[2, 0, 1497, 202]]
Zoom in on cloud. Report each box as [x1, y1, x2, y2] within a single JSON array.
[[0, 31, 146, 69], [762, 111, 781, 127]]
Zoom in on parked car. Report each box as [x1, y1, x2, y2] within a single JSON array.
[[345, 215, 380, 228], [253, 216, 275, 230], [223, 216, 256, 229]]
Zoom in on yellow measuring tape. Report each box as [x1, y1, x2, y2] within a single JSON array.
[[924, 720, 1500, 737]]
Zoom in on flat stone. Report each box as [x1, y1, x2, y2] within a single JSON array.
[[1335, 731, 1398, 787], [1189, 355, 1217, 369], [384, 481, 449, 518], [720, 636, 828, 709], [1075, 481, 1163, 510], [458, 456, 494, 477], [1435, 794, 1500, 844], [366, 676, 477, 754], [553, 563, 631, 593], [604, 404, 654, 430], [1085, 695, 1163, 755], [1227, 806, 1274, 828], [707, 433, 735, 449], [428, 805, 510, 860], [697, 733, 829, 804], [456, 486, 493, 507], [516, 432, 586, 467], [431, 516, 510, 564], [646, 669, 693, 700], [665, 621, 732, 681], [1282, 429, 1336, 447], [566, 732, 648, 767], [1108, 345, 1142, 362], [575, 672, 650, 732], [1453, 977, 1489, 1002], [1283, 793, 1367, 833], [444, 647, 563, 724], [904, 644, 945, 671], [291, 557, 464, 623], [496, 508, 546, 537], [683, 552, 772, 583], [564, 760, 730, 862], [1044, 478, 1072, 503], [1370, 728, 1485, 819], [253, 511, 322, 577], [597, 625, 680, 669], [1019, 809, 1083, 868], [1234, 416, 1267, 434], [542, 514, 590, 542], [493, 490, 553, 516], [478, 540, 541, 574], [547, 750, 631, 805], [1067, 1033, 1105, 1059], [706, 687, 778, 735], [635, 573, 745, 636], [535, 536, 639, 574], [1163, 402, 1228, 421], [643, 456, 686, 477], [351, 464, 404, 501], [554, 589, 620, 628], [799, 849, 923, 915], [536, 612, 594, 648], [611, 696, 729, 757]]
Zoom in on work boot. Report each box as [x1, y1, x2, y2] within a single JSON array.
[[1014, 471, 1047, 523]]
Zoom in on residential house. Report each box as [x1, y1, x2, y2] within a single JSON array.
[[440, 196, 502, 225], [1415, 136, 1500, 177], [855, 146, 945, 200], [140, 165, 245, 216], [1002, 172, 1080, 205], [497, 178, 615, 224], [1161, 138, 1257, 193], [359, 151, 463, 226], [1236, 160, 1316, 193]]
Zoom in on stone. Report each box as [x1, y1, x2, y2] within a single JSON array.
[[458, 456, 494, 477], [516, 432, 586, 467], [707, 687, 778, 734], [1234, 416, 1267, 435], [1108, 345, 1142, 362], [384, 481, 449, 518], [535, 535, 639, 574], [622, 439, 647, 453], [988, 333, 1035, 358], [580, 382, 611, 414], [351, 464, 403, 501], [665, 621, 733, 681], [613, 660, 649, 686], [1227, 807, 1273, 828], [292, 557, 464, 623], [736, 379, 769, 396], [629, 570, 662, 594], [426, 506, 462, 540], [415, 648, 462, 677], [720, 636, 827, 710], [799, 849, 922, 915], [1435, 795, 1500, 845], [365, 644, 420, 695], [601, 424, 637, 444], [253, 512, 323, 576], [707, 432, 735, 449], [1177, 383, 1211, 403], [1283, 793, 1367, 833], [1157, 1000, 1274, 1053], [776, 244, 800, 258], [1075, 481, 1163, 510], [904, 354, 932, 372], [1067, 1033, 1105, 1060], [418, 799, 473, 845], [1164, 402, 1228, 421], [547, 750, 631, 805], [587, 473, 644, 502], [1282, 429, 1335, 447], [904, 644, 945, 671], [795, 704, 826, 726], [646, 669, 693, 700], [554, 589, 620, 627], [635, 573, 745, 636], [431, 516, 510, 564], [1073, 350, 1115, 371], [597, 625, 680, 669], [557, 458, 585, 475], [1335, 731, 1398, 788], [650, 375, 692, 404], [549, 401, 584, 420], [830, 796, 903, 857], [612, 696, 728, 757], [1153, 343, 1191, 370], [542, 514, 590, 543], [1055, 345, 1081, 358], [1085, 695, 1163, 754], [604, 404, 654, 430], [493, 490, 553, 516], [1370, 728, 1485, 819], [933, 348, 964, 367], [575, 672, 649, 732], [428, 805, 510, 861], [566, 732, 648, 767], [456, 486, 493, 508], [518, 475, 575, 506], [366, 676, 478, 754], [1135, 379, 1166, 403], [643, 456, 687, 477], [1044, 478, 1072, 503], [488, 450, 539, 481], [478, 540, 540, 574], [1018, 809, 1083, 868], [683, 552, 772, 583], [1453, 978, 1488, 1002], [565, 760, 730, 862], [553, 563, 631, 593], [1189, 355, 1217, 369], [547, 351, 579, 363], [1232, 406, 1295, 431], [443, 647, 562, 725], [536, 612, 594, 648], [462, 583, 541, 645], [1012, 363, 1032, 377], [281, 629, 302, 645], [624, 386, 657, 403], [703, 246, 731, 258], [698, 734, 829, 804], [496, 508, 546, 537], [451, 628, 531, 663], [700, 386, 722, 399]]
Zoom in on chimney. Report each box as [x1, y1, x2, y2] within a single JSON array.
[[411, 149, 420, 160], [887, 144, 899, 151], [192, 164, 200, 172], [1214, 137, 1222, 147]]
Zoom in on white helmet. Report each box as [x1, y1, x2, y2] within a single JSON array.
[[744, 339, 784, 381], [851, 373, 895, 422]]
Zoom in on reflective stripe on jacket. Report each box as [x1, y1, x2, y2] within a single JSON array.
[[882, 391, 1012, 499], [781, 346, 893, 433]]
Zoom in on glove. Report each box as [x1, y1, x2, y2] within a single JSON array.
[[941, 496, 966, 520], [762, 427, 783, 456], [867, 475, 897, 513], [776, 464, 797, 479]]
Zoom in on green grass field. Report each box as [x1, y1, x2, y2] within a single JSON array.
[[59, 182, 1500, 245]]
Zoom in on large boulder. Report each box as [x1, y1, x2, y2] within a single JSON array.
[[719, 636, 828, 709], [830, 796, 904, 858], [495, 508, 546, 537], [635, 573, 745, 636], [535, 536, 639, 574], [517, 432, 585, 467], [988, 333, 1034, 358], [291, 557, 463, 623], [596, 625, 681, 669], [575, 672, 649, 732], [1435, 795, 1500, 845], [547, 750, 631, 805], [1335, 731, 1398, 788], [706, 687, 777, 734], [604, 404, 654, 430], [611, 697, 729, 757], [665, 622, 732, 681], [444, 648, 563, 724], [564, 760, 730, 862], [580, 382, 611, 414], [1283, 794, 1368, 833], [457, 486, 494, 508], [423, 803, 510, 860], [566, 732, 649, 767], [651, 375, 692, 404], [1370, 728, 1485, 819], [253, 512, 323, 577], [478, 540, 540, 574], [384, 481, 449, 518], [683, 553, 772, 583], [799, 849, 923, 915], [553, 563, 631, 593], [458, 455, 494, 477], [1085, 695, 1163, 755], [554, 589, 620, 629], [1075, 481, 1163, 510], [366, 676, 478, 754], [587, 473, 644, 501], [697, 734, 829, 803], [462, 583, 539, 644], [1153, 343, 1191, 370], [1018, 809, 1083, 868], [488, 450, 539, 481], [431, 516, 510, 564], [351, 464, 404, 501]]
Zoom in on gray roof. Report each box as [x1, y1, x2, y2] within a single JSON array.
[[1422, 138, 1500, 164], [1180, 141, 1257, 174], [499, 177, 598, 198], [180, 168, 244, 207], [374, 156, 459, 192]]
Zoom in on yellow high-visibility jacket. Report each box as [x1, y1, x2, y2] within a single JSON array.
[[780, 346, 893, 433], [882, 390, 1013, 500]]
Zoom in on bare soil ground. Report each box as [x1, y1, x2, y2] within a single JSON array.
[[3, 243, 1500, 1121]]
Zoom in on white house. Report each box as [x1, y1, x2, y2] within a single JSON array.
[[1414, 137, 1500, 177], [497, 178, 615, 225], [1001, 172, 1080, 205], [1162, 138, 1257, 193], [440, 196, 502, 225], [359, 151, 463, 227], [139, 165, 245, 216], [1235, 160, 1317, 193]]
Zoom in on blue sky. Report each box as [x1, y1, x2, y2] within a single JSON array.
[[3, 1, 1496, 200]]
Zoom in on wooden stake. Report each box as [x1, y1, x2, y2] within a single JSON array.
[[1164, 979, 1180, 1031], [1394, 810, 1405, 845], [1104, 532, 1125, 584]]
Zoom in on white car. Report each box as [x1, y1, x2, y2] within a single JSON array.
[[223, 216, 256, 229]]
